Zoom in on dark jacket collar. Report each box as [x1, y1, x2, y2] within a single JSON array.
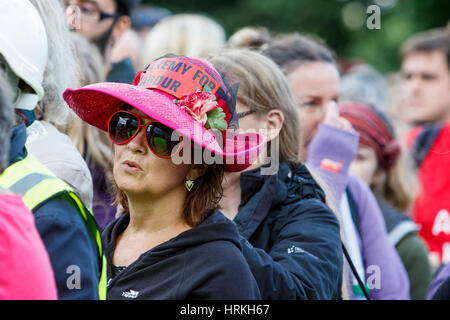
[[107, 57, 136, 84], [8, 124, 28, 166], [376, 196, 412, 233], [235, 162, 323, 240], [103, 211, 242, 264], [234, 165, 280, 240]]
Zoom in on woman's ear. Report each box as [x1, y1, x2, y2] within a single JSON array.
[[186, 164, 208, 180], [265, 109, 284, 142]]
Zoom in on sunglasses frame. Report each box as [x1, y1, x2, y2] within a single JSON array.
[[64, 1, 119, 23], [107, 110, 183, 159]]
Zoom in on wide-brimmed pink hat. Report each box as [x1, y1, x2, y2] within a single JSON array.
[[63, 54, 266, 172]]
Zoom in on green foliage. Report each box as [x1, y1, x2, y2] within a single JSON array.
[[205, 107, 227, 131], [142, 0, 450, 72]]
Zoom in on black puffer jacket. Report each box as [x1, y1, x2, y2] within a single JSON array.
[[102, 211, 261, 300], [235, 161, 343, 299]]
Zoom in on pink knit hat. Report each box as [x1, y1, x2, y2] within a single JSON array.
[[63, 55, 266, 171]]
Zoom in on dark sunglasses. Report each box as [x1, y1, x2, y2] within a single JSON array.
[[108, 111, 182, 159]]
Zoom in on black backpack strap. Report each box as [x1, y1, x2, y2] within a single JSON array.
[[342, 241, 371, 300]]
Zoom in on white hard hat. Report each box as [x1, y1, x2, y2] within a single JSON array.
[[0, 0, 48, 110]]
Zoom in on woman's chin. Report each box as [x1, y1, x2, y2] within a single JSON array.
[[115, 177, 146, 196]]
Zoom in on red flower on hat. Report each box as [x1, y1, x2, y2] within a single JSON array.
[[175, 87, 227, 130]]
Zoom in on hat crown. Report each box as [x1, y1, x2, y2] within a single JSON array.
[[134, 54, 239, 129]]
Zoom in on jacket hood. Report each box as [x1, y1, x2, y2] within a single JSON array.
[[240, 161, 326, 209], [102, 211, 263, 300], [235, 161, 327, 240], [235, 161, 343, 299], [103, 211, 242, 259]]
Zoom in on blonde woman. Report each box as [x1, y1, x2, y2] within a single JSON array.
[[207, 49, 344, 299], [139, 13, 226, 70]]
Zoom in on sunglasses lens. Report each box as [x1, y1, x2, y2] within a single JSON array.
[[109, 112, 140, 144], [147, 123, 179, 157]]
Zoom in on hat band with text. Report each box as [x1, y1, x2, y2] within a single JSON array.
[[138, 58, 220, 99]]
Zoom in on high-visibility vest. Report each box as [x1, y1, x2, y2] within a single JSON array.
[[0, 150, 107, 300]]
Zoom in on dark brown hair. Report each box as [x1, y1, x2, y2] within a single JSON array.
[[400, 26, 450, 69], [261, 33, 337, 74], [183, 163, 225, 226]]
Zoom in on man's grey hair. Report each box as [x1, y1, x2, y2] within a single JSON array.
[[29, 0, 80, 126], [0, 70, 15, 172], [340, 64, 390, 114]]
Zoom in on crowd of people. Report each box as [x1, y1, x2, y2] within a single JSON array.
[[0, 0, 449, 300]]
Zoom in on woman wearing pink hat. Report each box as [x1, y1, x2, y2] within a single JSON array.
[[63, 54, 264, 299]]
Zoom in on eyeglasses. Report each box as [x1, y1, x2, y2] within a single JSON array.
[[108, 111, 182, 159], [64, 0, 118, 23], [237, 110, 257, 119]]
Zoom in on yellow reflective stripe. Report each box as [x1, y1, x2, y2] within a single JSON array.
[[99, 255, 108, 300], [68, 193, 102, 254], [22, 178, 71, 211], [0, 153, 69, 211], [0, 156, 36, 190], [9, 173, 56, 195], [0, 150, 57, 190], [68, 193, 89, 222]]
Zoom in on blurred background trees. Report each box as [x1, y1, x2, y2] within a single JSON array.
[[141, 0, 449, 72]]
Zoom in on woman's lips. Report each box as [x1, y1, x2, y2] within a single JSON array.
[[121, 160, 143, 172]]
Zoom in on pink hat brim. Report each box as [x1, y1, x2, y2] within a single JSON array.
[[63, 83, 266, 172]]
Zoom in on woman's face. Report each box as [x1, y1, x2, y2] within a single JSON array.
[[235, 100, 267, 132], [287, 61, 340, 158], [113, 108, 191, 198], [234, 100, 269, 169], [349, 145, 379, 186]]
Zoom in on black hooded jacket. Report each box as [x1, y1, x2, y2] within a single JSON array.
[[102, 211, 261, 300], [235, 162, 343, 299]]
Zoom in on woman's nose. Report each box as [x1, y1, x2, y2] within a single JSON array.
[[127, 127, 148, 154], [316, 100, 338, 126]]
